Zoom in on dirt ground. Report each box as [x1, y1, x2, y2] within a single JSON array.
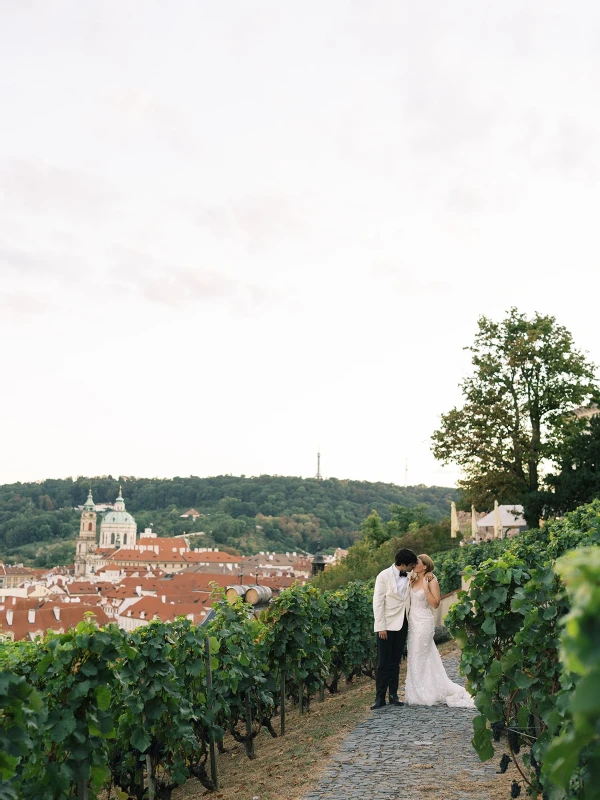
[[173, 642, 522, 800]]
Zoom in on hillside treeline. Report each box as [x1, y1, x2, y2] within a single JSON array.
[[0, 475, 456, 565]]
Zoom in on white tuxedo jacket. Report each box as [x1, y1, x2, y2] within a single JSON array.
[[373, 565, 412, 632]]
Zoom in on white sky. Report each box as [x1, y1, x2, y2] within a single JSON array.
[[1, 1, 600, 488]]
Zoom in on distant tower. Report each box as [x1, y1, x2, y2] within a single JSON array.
[[404, 458, 408, 488], [311, 540, 326, 576], [74, 488, 97, 577], [316, 448, 322, 480]]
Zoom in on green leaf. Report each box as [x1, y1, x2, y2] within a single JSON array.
[[130, 729, 151, 753], [95, 685, 111, 711], [514, 672, 534, 689], [80, 660, 98, 677], [570, 672, 600, 715], [472, 715, 494, 761]]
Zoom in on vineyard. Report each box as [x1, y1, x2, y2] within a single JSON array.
[[0, 582, 375, 800], [2, 503, 600, 800], [434, 538, 512, 595], [446, 501, 600, 799]]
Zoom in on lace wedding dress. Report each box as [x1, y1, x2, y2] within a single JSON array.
[[405, 589, 475, 707]]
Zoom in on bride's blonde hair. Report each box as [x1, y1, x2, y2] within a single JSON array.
[[418, 554, 434, 574]]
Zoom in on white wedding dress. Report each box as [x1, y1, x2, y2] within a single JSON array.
[[405, 588, 475, 707]]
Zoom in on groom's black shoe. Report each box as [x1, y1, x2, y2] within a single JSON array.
[[370, 698, 386, 710], [388, 695, 404, 706]]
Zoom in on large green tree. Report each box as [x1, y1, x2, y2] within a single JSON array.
[[543, 411, 600, 515], [432, 309, 598, 524]]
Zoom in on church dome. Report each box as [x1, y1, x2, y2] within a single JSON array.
[[103, 509, 135, 525]]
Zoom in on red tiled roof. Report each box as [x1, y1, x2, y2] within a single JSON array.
[[191, 551, 239, 563], [158, 572, 235, 592], [0, 596, 40, 610], [108, 549, 188, 564], [101, 587, 139, 601], [136, 536, 188, 549], [154, 591, 212, 605], [0, 606, 110, 641], [0, 565, 45, 577], [66, 582, 102, 595], [156, 570, 300, 593], [114, 577, 164, 592], [120, 597, 211, 623]]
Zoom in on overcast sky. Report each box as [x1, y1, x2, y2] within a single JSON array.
[[1, 1, 600, 489]]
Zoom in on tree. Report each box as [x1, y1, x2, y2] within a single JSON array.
[[543, 412, 600, 515], [37, 494, 54, 511], [387, 504, 433, 536], [360, 510, 389, 548], [432, 309, 598, 525]]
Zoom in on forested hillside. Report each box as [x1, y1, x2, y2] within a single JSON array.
[[0, 475, 457, 565]]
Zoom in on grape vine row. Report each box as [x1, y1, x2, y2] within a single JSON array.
[[446, 500, 600, 799], [0, 582, 375, 800]]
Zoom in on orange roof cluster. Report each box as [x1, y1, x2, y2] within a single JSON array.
[[106, 548, 240, 567], [136, 536, 188, 550], [95, 566, 165, 578], [156, 570, 300, 594]]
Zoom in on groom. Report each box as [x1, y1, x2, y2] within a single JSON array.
[[371, 547, 418, 710]]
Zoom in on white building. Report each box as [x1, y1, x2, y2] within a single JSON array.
[[98, 488, 137, 548]]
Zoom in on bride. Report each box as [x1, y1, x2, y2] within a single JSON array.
[[405, 554, 475, 708]]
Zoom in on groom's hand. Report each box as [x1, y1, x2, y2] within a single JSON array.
[[424, 573, 436, 583], [378, 630, 388, 640]]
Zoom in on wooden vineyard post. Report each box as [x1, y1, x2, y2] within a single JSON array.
[[245, 690, 255, 758], [77, 779, 88, 800], [319, 680, 325, 702], [204, 636, 219, 790], [280, 671, 286, 736], [299, 679, 304, 715], [146, 754, 155, 800]]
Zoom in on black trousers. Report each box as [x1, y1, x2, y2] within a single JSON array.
[[375, 616, 408, 700]]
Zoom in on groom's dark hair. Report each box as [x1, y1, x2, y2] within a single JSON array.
[[395, 548, 417, 567]]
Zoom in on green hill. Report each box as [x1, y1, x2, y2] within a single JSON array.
[[0, 475, 457, 566]]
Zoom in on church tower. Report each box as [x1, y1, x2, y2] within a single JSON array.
[[99, 487, 137, 548], [74, 489, 97, 577]]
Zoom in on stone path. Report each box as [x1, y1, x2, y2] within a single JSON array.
[[302, 656, 502, 800]]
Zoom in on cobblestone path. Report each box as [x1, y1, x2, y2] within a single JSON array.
[[303, 656, 502, 800]]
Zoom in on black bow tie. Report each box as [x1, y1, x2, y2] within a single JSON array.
[[398, 571, 408, 577]]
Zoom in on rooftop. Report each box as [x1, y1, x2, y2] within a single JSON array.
[[477, 505, 527, 529]]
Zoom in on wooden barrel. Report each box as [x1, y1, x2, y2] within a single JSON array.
[[226, 585, 247, 602], [245, 585, 272, 606]]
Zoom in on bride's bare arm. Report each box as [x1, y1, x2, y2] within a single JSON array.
[[423, 576, 441, 609]]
